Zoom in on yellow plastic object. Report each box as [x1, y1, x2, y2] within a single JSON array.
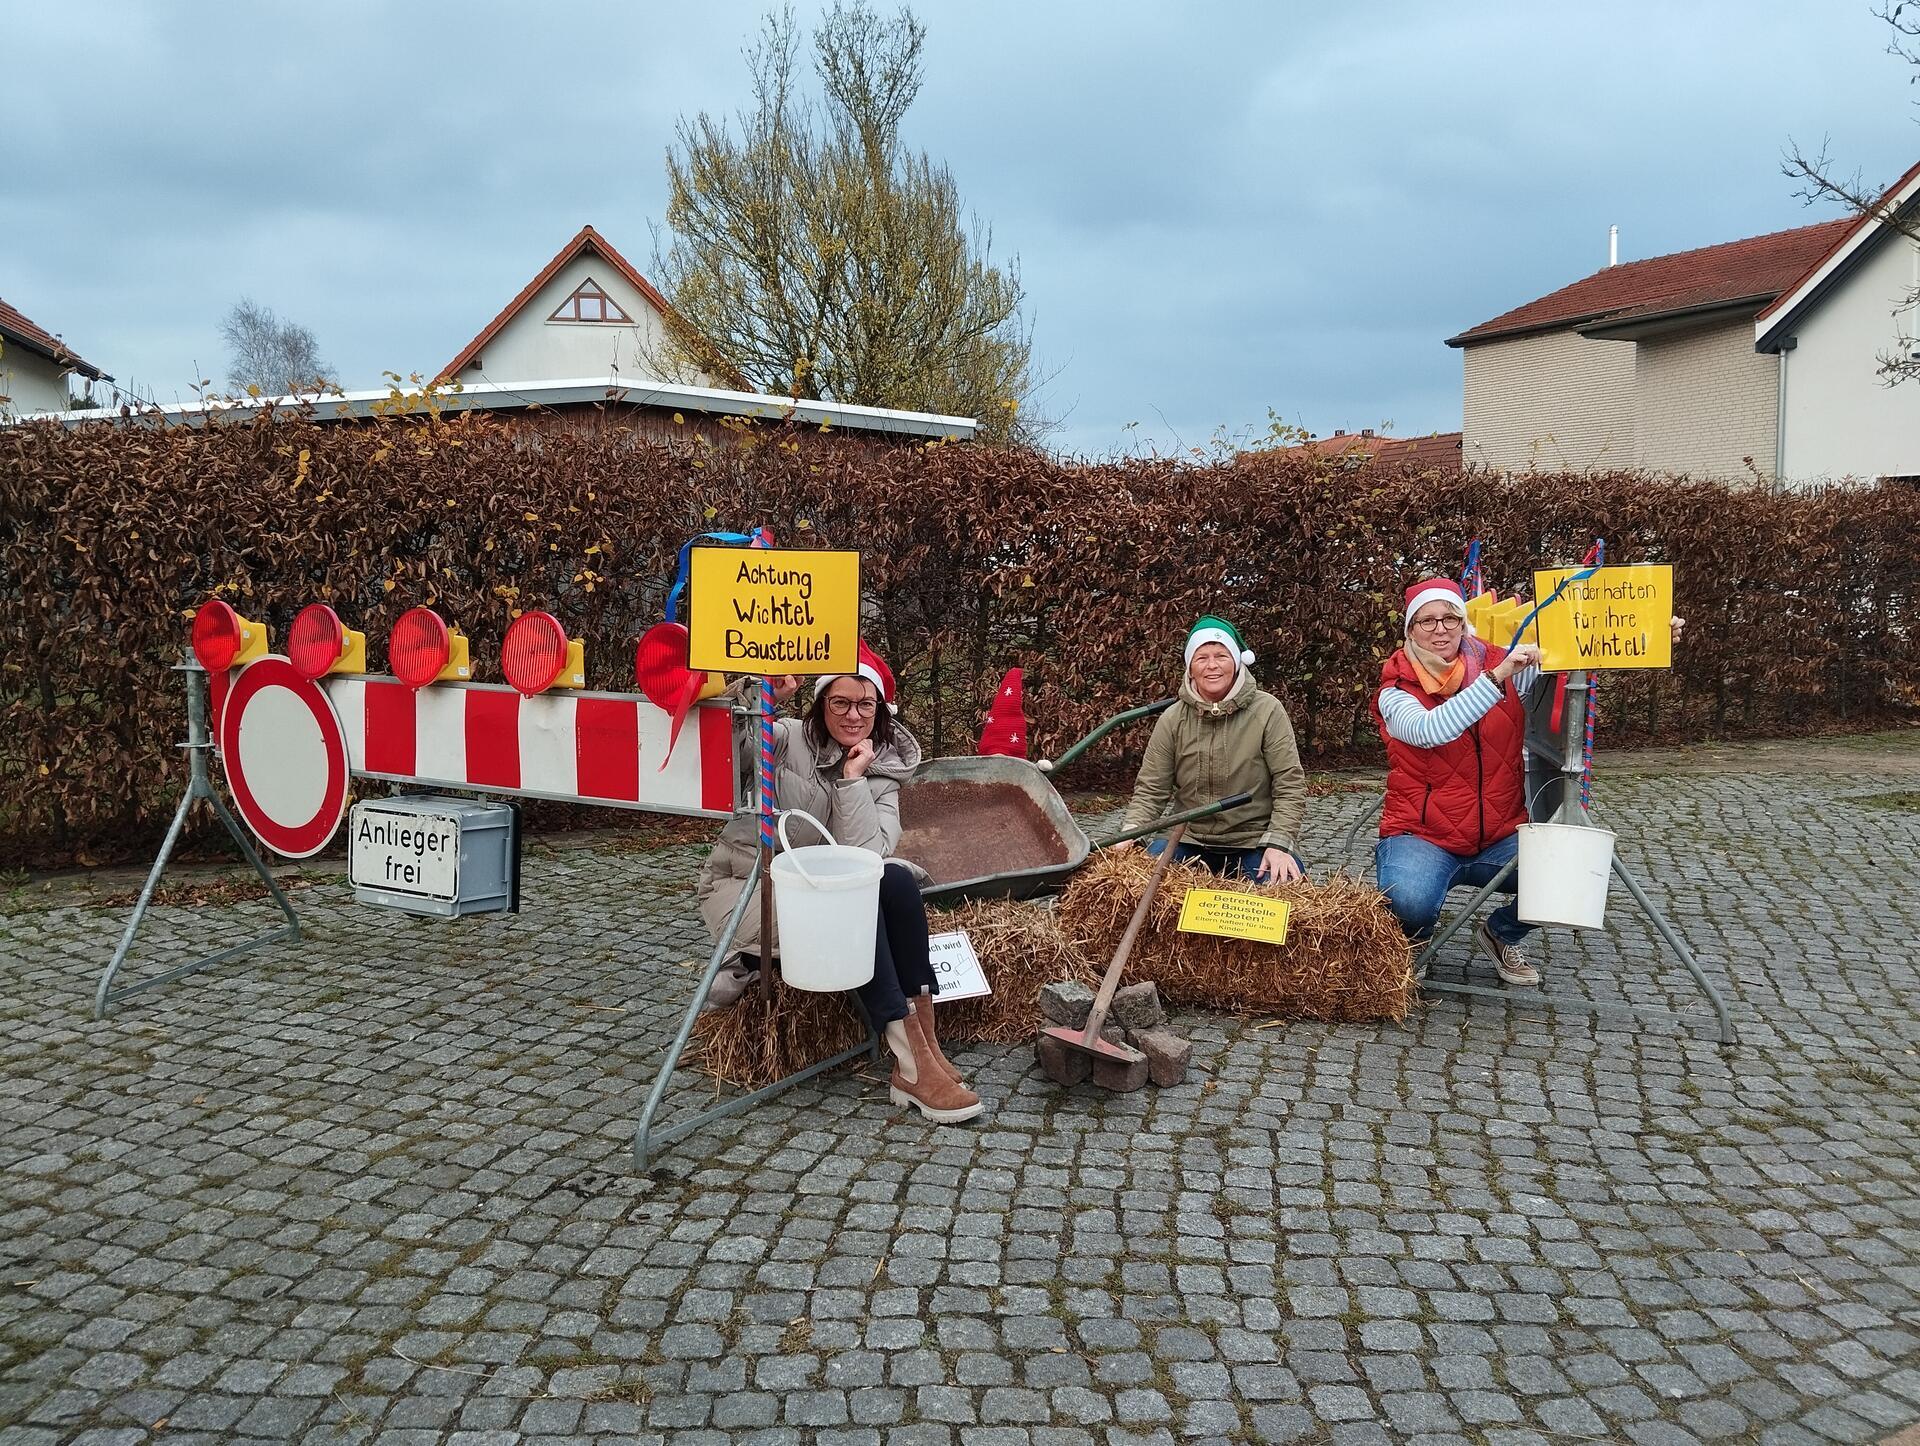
[[1464, 590, 1496, 638], [1488, 598, 1532, 645], [439, 631, 472, 683], [233, 612, 271, 666], [333, 626, 368, 675], [695, 670, 728, 701], [554, 637, 587, 690]]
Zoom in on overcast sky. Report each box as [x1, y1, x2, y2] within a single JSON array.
[[4, 2, 1911, 455]]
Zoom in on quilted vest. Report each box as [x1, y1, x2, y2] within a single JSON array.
[[1371, 644, 1527, 855]]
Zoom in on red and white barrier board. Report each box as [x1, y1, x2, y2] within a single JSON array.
[[323, 676, 740, 818], [210, 658, 743, 858]]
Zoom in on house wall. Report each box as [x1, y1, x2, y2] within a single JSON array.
[[1461, 329, 1636, 472], [1632, 316, 1778, 482], [0, 346, 75, 418], [1779, 232, 1920, 481], [453, 255, 716, 388]]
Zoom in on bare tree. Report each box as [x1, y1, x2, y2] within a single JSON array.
[[649, 3, 1041, 442], [1783, 1, 1920, 383], [220, 298, 331, 396]]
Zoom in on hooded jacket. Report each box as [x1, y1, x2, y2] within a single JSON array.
[[1118, 669, 1307, 853], [695, 712, 925, 955]]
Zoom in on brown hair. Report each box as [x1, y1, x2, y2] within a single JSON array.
[[802, 675, 897, 757]]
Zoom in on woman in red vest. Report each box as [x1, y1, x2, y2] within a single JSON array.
[[1371, 578, 1545, 985]]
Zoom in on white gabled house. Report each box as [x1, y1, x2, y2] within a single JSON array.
[[0, 296, 109, 418], [1755, 159, 1920, 484], [438, 224, 743, 391]]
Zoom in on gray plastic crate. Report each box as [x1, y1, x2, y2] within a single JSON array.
[[349, 795, 518, 918]]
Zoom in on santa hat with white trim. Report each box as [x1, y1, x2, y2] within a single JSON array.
[[814, 639, 898, 712], [1403, 577, 1470, 635], [1183, 615, 1255, 673]]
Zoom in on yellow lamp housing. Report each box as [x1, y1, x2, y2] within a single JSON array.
[[440, 631, 472, 683], [335, 626, 369, 674], [558, 638, 586, 689]]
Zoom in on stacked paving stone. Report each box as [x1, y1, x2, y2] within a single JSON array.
[[1033, 979, 1192, 1091]]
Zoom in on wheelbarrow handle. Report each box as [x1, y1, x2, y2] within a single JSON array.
[[1089, 791, 1255, 849], [1041, 698, 1175, 777]]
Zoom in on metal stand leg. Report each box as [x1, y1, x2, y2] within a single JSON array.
[[634, 850, 880, 1171], [94, 658, 301, 1020], [1411, 860, 1516, 981], [1611, 852, 1737, 1046]]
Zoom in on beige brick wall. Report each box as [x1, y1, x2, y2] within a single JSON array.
[[1632, 316, 1778, 482], [1461, 329, 1636, 472]]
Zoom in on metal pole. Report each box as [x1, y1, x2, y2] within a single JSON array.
[[93, 655, 301, 1018]]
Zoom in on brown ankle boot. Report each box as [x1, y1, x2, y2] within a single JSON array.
[[908, 992, 968, 1086], [889, 1058, 984, 1122]]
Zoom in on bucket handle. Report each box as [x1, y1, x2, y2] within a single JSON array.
[[774, 809, 839, 888]]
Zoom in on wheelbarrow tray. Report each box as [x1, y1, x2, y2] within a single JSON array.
[[905, 755, 1092, 905]]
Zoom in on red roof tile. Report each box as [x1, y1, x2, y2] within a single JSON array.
[[438, 225, 744, 387], [1446, 219, 1852, 347], [0, 296, 105, 378], [1286, 431, 1464, 468]]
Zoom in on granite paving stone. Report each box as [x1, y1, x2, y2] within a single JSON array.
[[3, 757, 1918, 1443]]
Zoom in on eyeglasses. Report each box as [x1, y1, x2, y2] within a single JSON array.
[[1411, 615, 1465, 633], [826, 698, 878, 717]]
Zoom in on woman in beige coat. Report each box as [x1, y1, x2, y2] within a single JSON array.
[[694, 644, 981, 1123], [1114, 615, 1308, 883]]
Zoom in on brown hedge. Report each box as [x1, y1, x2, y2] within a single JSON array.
[[3, 409, 1917, 866]]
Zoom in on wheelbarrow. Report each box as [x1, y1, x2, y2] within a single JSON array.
[[904, 698, 1252, 904]]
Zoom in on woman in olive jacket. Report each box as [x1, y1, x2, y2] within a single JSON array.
[[1114, 616, 1308, 883]]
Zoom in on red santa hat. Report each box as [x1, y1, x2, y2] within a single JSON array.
[[814, 639, 898, 712], [1403, 577, 1470, 635], [976, 667, 1028, 758]]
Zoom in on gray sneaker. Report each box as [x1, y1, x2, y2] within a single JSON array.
[[1475, 919, 1540, 987]]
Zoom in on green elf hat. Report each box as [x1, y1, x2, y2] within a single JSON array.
[[1183, 615, 1255, 672]]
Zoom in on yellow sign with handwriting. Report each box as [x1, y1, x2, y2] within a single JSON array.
[[1531, 564, 1673, 671], [1176, 888, 1291, 946], [688, 546, 860, 676]]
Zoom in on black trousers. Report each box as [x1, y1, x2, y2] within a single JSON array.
[[857, 862, 937, 1025]]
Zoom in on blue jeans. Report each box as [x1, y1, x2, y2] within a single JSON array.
[[1375, 831, 1533, 946], [1147, 837, 1306, 883]]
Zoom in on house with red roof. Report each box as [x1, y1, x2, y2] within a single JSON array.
[[1755, 160, 1920, 483], [438, 224, 743, 391], [0, 296, 110, 419], [1447, 218, 1851, 482], [1453, 160, 1920, 485]]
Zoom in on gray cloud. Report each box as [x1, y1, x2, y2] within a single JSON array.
[[3, 1, 1909, 452]]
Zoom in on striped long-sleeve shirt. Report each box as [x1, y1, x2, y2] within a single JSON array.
[[1377, 664, 1542, 750]]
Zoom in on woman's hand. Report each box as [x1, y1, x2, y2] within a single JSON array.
[[1492, 643, 1542, 684], [1257, 847, 1302, 885], [1108, 838, 1136, 853], [1670, 616, 1686, 645], [842, 737, 875, 780], [769, 674, 801, 704]]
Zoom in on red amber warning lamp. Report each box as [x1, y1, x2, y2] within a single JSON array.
[[501, 611, 586, 696], [287, 603, 369, 681], [389, 606, 471, 689], [191, 599, 270, 672]]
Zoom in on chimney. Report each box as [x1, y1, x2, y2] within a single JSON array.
[[1608, 225, 1619, 267], [1361, 428, 1374, 437], [1333, 428, 1345, 437]]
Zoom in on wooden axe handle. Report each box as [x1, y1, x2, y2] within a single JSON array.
[[1081, 824, 1185, 1044]]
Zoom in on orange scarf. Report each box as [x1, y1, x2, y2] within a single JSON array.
[[1406, 647, 1467, 698]]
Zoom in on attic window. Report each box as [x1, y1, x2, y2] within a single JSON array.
[[549, 277, 633, 324]]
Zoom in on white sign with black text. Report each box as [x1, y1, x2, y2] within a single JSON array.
[[349, 803, 461, 901], [928, 930, 992, 1004]]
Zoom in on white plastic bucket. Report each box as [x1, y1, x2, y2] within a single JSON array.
[[1516, 821, 1616, 929], [769, 811, 881, 991]]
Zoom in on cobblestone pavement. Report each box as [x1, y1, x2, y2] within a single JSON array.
[[3, 748, 1918, 1445]]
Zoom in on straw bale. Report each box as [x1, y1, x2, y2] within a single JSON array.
[[926, 898, 1088, 1043], [1056, 851, 1414, 1022], [692, 975, 869, 1090]]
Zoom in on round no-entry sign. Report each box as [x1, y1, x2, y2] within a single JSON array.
[[217, 655, 349, 858]]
